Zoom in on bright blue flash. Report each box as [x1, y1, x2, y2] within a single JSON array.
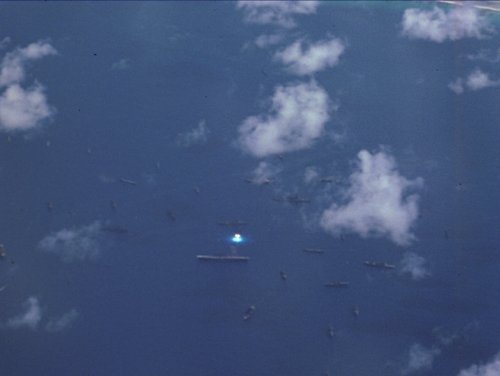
[[231, 233, 244, 243]]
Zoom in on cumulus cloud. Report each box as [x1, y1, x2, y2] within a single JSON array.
[[238, 80, 330, 157], [5, 296, 42, 330], [38, 221, 104, 262], [254, 33, 285, 48], [0, 41, 57, 87], [457, 353, 500, 376], [449, 68, 500, 94], [247, 161, 280, 184], [304, 166, 319, 184], [176, 120, 209, 147], [467, 48, 500, 63], [111, 58, 131, 71], [320, 150, 423, 246], [0, 40, 57, 132], [274, 37, 346, 75], [237, 1, 319, 28], [45, 309, 79, 333], [403, 343, 441, 374], [0, 84, 54, 131], [0, 37, 11, 50], [399, 252, 430, 280], [401, 6, 491, 42]]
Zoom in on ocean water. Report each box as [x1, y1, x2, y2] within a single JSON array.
[[0, 2, 500, 375]]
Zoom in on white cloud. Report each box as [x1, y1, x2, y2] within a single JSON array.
[[238, 80, 330, 157], [274, 37, 346, 75], [38, 221, 104, 262], [0, 37, 11, 50], [0, 41, 57, 87], [449, 68, 500, 94], [0, 84, 55, 131], [111, 58, 131, 71], [0, 41, 57, 132], [399, 252, 430, 280], [237, 1, 319, 28], [45, 309, 79, 333], [401, 6, 491, 42], [466, 69, 499, 90], [304, 166, 319, 184], [448, 78, 465, 94], [467, 48, 500, 63], [320, 150, 423, 246], [457, 353, 500, 376], [5, 296, 42, 330], [177, 120, 209, 147], [248, 161, 279, 184], [403, 343, 441, 374], [254, 33, 284, 48]]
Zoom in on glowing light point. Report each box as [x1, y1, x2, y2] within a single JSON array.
[[231, 233, 243, 243]]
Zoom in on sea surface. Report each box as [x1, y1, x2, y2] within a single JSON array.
[[0, 2, 499, 375]]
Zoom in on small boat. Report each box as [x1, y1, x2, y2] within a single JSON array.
[[303, 248, 325, 254], [327, 325, 335, 338], [352, 305, 360, 317], [363, 261, 395, 269], [324, 281, 349, 288], [119, 178, 137, 186], [243, 305, 256, 321]]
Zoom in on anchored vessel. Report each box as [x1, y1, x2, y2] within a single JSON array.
[[243, 305, 256, 321], [352, 305, 360, 317], [324, 281, 349, 288], [217, 220, 248, 227], [197, 255, 250, 262], [363, 261, 396, 269], [327, 325, 335, 338], [303, 248, 325, 254]]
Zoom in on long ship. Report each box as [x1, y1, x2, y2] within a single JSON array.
[[197, 255, 250, 262]]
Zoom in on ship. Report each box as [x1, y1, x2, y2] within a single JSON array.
[[243, 305, 256, 321], [303, 248, 325, 254], [197, 255, 250, 262], [324, 281, 349, 288], [363, 261, 395, 269]]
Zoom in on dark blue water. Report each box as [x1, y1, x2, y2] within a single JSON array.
[[0, 2, 500, 375]]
